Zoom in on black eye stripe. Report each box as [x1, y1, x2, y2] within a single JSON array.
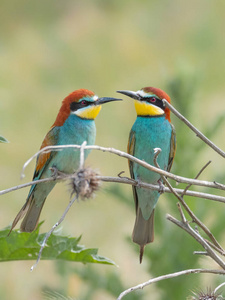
[[70, 101, 92, 111], [144, 97, 164, 110]]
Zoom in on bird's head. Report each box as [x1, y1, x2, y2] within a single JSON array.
[[53, 89, 121, 126], [117, 87, 171, 121]]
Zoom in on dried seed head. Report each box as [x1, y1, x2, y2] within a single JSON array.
[[70, 167, 101, 200], [188, 288, 224, 300]]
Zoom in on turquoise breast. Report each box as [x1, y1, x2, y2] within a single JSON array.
[[51, 114, 96, 174], [132, 116, 172, 183]]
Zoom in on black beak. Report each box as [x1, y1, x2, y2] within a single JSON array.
[[96, 97, 122, 105], [117, 90, 141, 100]]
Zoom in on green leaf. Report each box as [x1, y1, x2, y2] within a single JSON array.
[[43, 291, 74, 300], [0, 224, 115, 265], [0, 136, 9, 143]]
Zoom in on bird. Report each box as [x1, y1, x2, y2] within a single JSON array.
[[117, 87, 176, 263], [10, 89, 121, 233]]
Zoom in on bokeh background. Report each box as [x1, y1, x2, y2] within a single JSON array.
[[1, 0, 225, 299]]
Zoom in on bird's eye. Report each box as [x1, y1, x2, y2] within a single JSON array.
[[81, 100, 88, 106], [150, 97, 156, 103]]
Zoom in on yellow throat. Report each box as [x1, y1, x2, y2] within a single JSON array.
[[134, 100, 164, 116], [75, 105, 102, 119]]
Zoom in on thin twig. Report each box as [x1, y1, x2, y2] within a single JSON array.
[[152, 150, 224, 252], [20, 144, 225, 191], [168, 177, 223, 251], [79, 141, 87, 169], [167, 213, 225, 269], [214, 281, 225, 294], [99, 176, 225, 203], [2, 174, 225, 204], [203, 239, 225, 256], [181, 160, 212, 197], [163, 99, 225, 158], [31, 193, 78, 271], [193, 251, 208, 256], [180, 160, 223, 251], [2, 172, 225, 205], [177, 202, 187, 223], [117, 268, 225, 300]]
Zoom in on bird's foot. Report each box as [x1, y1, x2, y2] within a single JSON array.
[[136, 178, 142, 188], [50, 166, 65, 179], [158, 179, 165, 194]]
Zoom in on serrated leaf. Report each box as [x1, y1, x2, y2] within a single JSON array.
[[0, 136, 9, 143], [0, 224, 115, 265]]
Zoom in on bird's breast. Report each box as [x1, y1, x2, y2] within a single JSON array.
[[51, 116, 96, 174], [131, 116, 172, 183]]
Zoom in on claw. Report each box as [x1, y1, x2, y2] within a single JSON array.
[[158, 179, 165, 194], [136, 178, 142, 188], [49, 166, 64, 179]]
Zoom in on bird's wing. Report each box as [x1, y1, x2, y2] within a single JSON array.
[[9, 126, 60, 234], [167, 124, 176, 172], [28, 126, 60, 195], [128, 129, 139, 213]]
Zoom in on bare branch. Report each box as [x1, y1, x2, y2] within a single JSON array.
[[181, 160, 212, 197], [31, 193, 79, 271], [30, 166, 101, 269], [168, 176, 223, 251], [152, 150, 224, 252], [167, 213, 225, 269], [163, 99, 225, 158], [79, 141, 87, 169], [193, 251, 208, 256], [99, 176, 225, 203], [214, 281, 225, 294], [20, 144, 225, 191], [2, 173, 225, 204], [177, 202, 187, 223], [203, 239, 225, 256], [117, 268, 225, 300]]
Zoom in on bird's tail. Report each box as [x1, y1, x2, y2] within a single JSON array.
[[20, 197, 46, 232], [132, 208, 155, 263], [9, 195, 46, 234]]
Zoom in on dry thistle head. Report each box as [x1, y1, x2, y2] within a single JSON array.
[[189, 288, 224, 300], [70, 167, 101, 199]]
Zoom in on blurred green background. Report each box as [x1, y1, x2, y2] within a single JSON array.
[[1, 0, 225, 299]]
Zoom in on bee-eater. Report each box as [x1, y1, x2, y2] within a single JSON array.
[[10, 89, 121, 233], [117, 87, 176, 263]]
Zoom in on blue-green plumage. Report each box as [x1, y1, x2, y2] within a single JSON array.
[[50, 115, 96, 174], [21, 116, 97, 232], [27, 115, 96, 208], [10, 89, 121, 233], [130, 116, 172, 220], [117, 86, 176, 263]]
